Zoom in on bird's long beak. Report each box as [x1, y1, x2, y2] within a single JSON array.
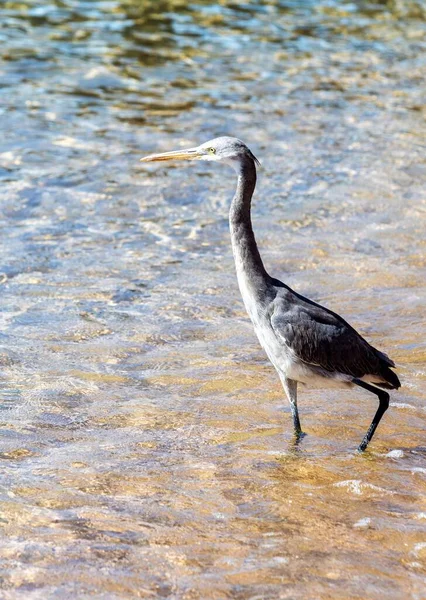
[[140, 146, 202, 163]]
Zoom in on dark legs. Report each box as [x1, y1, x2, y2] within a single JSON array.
[[278, 375, 390, 451], [280, 376, 303, 438], [353, 378, 390, 452]]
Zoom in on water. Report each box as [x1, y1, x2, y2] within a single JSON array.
[[1, 0, 426, 597]]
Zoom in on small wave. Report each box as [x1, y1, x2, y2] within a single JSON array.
[[334, 479, 395, 496]]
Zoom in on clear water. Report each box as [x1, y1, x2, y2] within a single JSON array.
[[0, 1, 425, 598]]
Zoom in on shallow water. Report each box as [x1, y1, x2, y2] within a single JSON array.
[[0, 0, 426, 598]]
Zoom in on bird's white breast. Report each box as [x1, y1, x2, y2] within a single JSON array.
[[235, 267, 295, 375]]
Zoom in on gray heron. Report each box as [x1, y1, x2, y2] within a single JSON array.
[[141, 136, 400, 452]]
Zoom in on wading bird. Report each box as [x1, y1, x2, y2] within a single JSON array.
[[141, 137, 400, 451]]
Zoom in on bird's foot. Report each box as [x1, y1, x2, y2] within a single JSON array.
[[357, 433, 371, 453], [288, 429, 306, 451]]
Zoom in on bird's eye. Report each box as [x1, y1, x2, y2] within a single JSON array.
[[208, 147, 216, 154]]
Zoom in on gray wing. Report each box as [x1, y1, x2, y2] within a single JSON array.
[[269, 285, 394, 379]]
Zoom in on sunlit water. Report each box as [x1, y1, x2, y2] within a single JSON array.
[[0, 0, 425, 598]]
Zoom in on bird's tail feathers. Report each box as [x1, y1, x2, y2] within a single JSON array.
[[361, 364, 401, 390], [367, 346, 400, 389], [377, 365, 401, 390]]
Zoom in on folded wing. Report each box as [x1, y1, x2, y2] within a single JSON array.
[[269, 285, 400, 388]]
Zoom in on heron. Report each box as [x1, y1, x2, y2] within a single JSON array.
[[141, 136, 400, 452]]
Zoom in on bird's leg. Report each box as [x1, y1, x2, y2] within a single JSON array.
[[353, 379, 390, 452], [280, 376, 303, 437]]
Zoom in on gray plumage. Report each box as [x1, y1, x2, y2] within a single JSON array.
[[141, 136, 401, 451], [268, 281, 399, 388]]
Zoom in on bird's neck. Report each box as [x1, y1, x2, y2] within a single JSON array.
[[229, 160, 269, 292]]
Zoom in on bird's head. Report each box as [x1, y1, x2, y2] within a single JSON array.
[[140, 136, 260, 173]]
